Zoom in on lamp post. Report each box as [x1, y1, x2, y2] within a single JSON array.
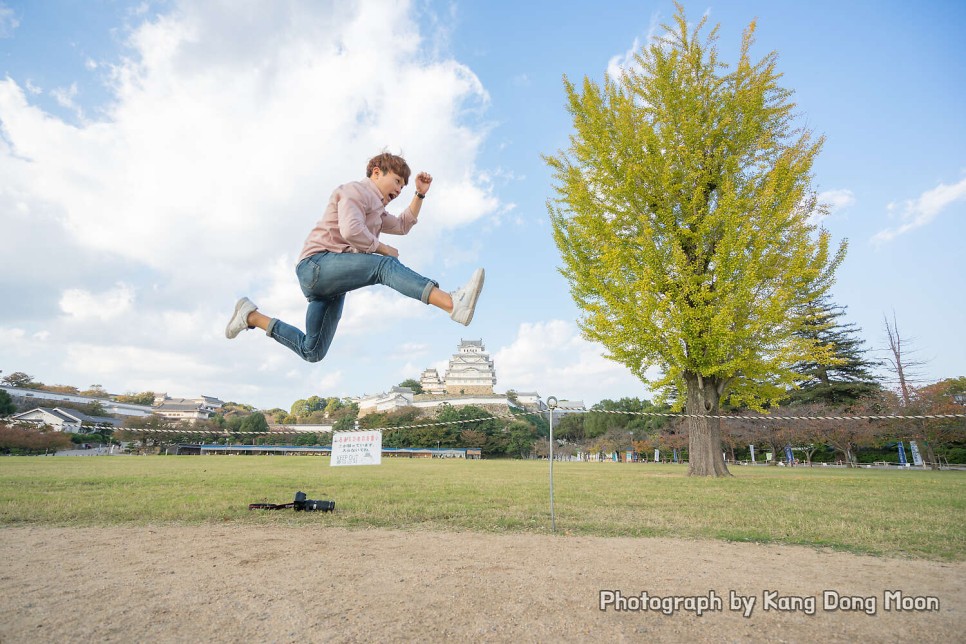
[[546, 396, 558, 532]]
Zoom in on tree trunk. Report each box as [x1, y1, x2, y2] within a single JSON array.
[[922, 439, 939, 471], [685, 373, 732, 477], [912, 419, 940, 470], [845, 447, 857, 467]]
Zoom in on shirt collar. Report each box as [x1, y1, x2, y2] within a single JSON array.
[[364, 177, 386, 206]]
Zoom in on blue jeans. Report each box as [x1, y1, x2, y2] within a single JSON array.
[[267, 251, 437, 362]]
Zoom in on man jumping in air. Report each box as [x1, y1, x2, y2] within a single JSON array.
[[225, 152, 484, 362]]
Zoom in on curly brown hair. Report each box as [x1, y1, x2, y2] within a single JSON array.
[[366, 152, 411, 185]]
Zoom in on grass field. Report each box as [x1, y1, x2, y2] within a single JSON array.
[[1, 456, 964, 561]]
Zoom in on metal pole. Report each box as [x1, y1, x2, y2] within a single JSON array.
[[547, 396, 557, 533]]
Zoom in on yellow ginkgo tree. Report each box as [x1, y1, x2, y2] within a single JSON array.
[[546, 4, 846, 476]]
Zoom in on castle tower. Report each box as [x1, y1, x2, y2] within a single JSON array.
[[444, 339, 496, 395], [419, 368, 446, 395]]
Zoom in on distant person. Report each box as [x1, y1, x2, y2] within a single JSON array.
[[226, 152, 484, 362]]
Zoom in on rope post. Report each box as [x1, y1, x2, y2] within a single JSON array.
[[546, 396, 558, 533]]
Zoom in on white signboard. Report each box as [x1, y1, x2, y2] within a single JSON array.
[[331, 431, 382, 467]]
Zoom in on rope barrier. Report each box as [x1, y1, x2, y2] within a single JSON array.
[[117, 411, 530, 436], [564, 409, 966, 421], [112, 405, 965, 437]]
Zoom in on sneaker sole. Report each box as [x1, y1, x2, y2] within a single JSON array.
[[460, 268, 485, 326], [225, 299, 252, 339]]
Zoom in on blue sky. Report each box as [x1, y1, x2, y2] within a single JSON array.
[[1, 0, 963, 411]]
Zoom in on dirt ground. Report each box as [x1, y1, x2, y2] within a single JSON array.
[[1, 526, 963, 643]]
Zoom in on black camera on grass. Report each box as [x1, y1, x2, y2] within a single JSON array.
[[294, 491, 335, 512], [248, 490, 335, 512]]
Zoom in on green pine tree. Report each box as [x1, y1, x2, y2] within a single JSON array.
[[787, 295, 881, 406], [0, 390, 16, 416]]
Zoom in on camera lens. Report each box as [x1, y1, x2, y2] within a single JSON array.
[[292, 492, 334, 512]]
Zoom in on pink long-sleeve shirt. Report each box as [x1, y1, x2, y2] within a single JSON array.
[[298, 178, 418, 262]]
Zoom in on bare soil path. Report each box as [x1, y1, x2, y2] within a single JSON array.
[[1, 526, 963, 643]]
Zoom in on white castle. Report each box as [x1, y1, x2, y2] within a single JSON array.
[[358, 340, 499, 417], [356, 338, 578, 418], [421, 339, 496, 396]]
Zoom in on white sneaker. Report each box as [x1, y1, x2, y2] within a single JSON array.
[[450, 268, 485, 326], [225, 297, 258, 339]]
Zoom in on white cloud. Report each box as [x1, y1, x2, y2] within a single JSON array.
[[338, 289, 435, 336], [0, 326, 30, 351], [607, 36, 644, 81], [807, 188, 855, 225], [818, 189, 855, 214], [59, 283, 136, 321], [0, 0, 499, 404], [872, 176, 966, 244], [493, 320, 650, 404], [391, 342, 430, 361], [0, 1, 495, 275], [312, 370, 344, 393], [50, 83, 79, 110], [606, 12, 663, 81], [65, 343, 223, 393], [0, 2, 19, 38]]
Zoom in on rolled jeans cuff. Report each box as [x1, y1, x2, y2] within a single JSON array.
[[421, 280, 438, 304], [266, 317, 278, 337]]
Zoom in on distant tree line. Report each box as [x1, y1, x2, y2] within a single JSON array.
[[5, 306, 963, 462], [1, 371, 117, 399]]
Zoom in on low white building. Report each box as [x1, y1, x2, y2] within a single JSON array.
[[552, 399, 586, 416], [512, 391, 546, 411], [152, 394, 224, 423], [357, 387, 415, 418], [10, 407, 121, 433], [412, 393, 517, 412], [0, 385, 153, 418]]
